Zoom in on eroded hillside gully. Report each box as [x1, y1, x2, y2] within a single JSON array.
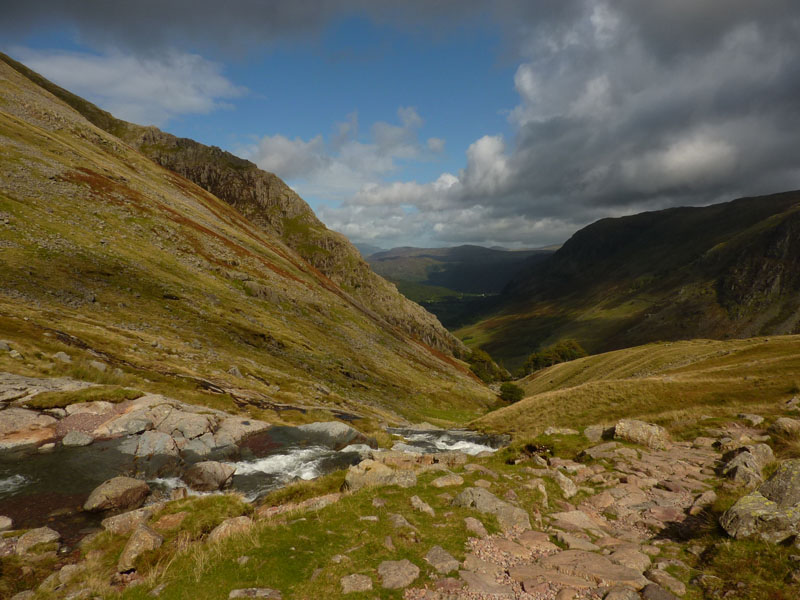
[[0, 373, 506, 545]]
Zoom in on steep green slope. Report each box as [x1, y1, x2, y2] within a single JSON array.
[[459, 193, 800, 368], [0, 51, 463, 359], [0, 58, 493, 422]]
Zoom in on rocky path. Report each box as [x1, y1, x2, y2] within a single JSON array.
[[399, 425, 718, 600]]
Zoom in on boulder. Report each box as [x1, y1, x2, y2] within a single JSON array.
[[83, 477, 150, 512], [208, 516, 253, 543], [62, 431, 94, 447], [0, 515, 12, 532], [614, 419, 670, 450], [296, 421, 376, 450], [378, 559, 419, 589], [770, 417, 800, 437], [452, 487, 530, 532], [16, 527, 60, 555], [117, 525, 163, 572], [183, 461, 236, 491], [344, 459, 416, 491], [759, 459, 800, 506]]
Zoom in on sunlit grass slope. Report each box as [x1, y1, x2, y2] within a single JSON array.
[[473, 335, 800, 437]]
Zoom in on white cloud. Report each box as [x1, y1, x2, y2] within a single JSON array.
[[238, 106, 445, 203], [11, 47, 245, 126]]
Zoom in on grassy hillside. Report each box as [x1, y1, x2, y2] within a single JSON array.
[[473, 335, 800, 437], [0, 51, 464, 360], [0, 57, 493, 424], [459, 193, 800, 369]]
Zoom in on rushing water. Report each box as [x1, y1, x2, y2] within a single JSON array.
[[0, 425, 506, 543], [387, 427, 509, 455]]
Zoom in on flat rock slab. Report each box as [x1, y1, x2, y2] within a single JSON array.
[[459, 570, 513, 595], [453, 487, 530, 532], [228, 589, 282, 599], [425, 545, 460, 574], [538, 550, 649, 590], [431, 473, 464, 488], [340, 574, 372, 594], [509, 564, 594, 591], [378, 559, 419, 589]]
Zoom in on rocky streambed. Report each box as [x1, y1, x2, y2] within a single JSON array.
[[0, 373, 507, 547]]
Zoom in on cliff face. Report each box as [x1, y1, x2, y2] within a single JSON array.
[[123, 127, 465, 357], [0, 51, 464, 358]]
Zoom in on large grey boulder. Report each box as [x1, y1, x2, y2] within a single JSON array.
[[452, 487, 530, 532], [614, 419, 670, 450], [296, 421, 376, 450], [84, 476, 150, 512], [344, 459, 416, 491], [183, 461, 236, 491], [117, 525, 163, 572], [721, 459, 800, 543]]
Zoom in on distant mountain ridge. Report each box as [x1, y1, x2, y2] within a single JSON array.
[[459, 191, 800, 368], [368, 244, 553, 295]]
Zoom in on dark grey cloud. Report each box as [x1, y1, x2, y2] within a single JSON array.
[[5, 0, 800, 247], [319, 1, 800, 247]]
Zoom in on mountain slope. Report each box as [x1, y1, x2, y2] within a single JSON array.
[[368, 245, 551, 295], [474, 335, 800, 437], [0, 57, 493, 422], [459, 192, 800, 368], [368, 245, 554, 328], [0, 51, 462, 359]]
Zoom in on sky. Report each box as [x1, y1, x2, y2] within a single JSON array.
[[3, 1, 800, 249]]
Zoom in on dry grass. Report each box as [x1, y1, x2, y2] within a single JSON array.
[[474, 335, 800, 437]]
